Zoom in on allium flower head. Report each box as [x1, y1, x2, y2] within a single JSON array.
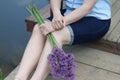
[[65, 73, 76, 80], [48, 47, 76, 80]]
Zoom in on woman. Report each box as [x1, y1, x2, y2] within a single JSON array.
[[15, 0, 111, 80]]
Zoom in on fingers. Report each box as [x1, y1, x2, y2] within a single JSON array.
[[52, 18, 65, 30], [39, 25, 49, 36], [39, 23, 54, 36], [52, 19, 61, 30]]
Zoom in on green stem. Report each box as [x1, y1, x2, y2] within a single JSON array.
[[48, 34, 57, 48], [50, 33, 60, 47], [26, 5, 35, 19], [26, 5, 40, 23], [33, 3, 44, 23], [32, 8, 43, 24], [47, 34, 54, 48]]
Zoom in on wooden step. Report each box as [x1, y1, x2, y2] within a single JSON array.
[[4, 46, 120, 80]]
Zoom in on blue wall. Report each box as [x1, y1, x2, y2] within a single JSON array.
[[0, 0, 48, 66]]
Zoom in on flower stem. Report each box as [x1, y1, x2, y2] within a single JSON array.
[[47, 34, 54, 48], [33, 3, 44, 23]]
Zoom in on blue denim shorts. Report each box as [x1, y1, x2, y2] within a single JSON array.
[[67, 17, 111, 45], [47, 10, 111, 45]]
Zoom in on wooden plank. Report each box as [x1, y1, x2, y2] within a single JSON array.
[[110, 0, 117, 5], [103, 0, 120, 40], [117, 22, 120, 43], [103, 9, 120, 40], [87, 40, 120, 55], [5, 61, 120, 80], [63, 45, 120, 74], [107, 20, 120, 42], [111, 0, 120, 16], [75, 62, 120, 80]]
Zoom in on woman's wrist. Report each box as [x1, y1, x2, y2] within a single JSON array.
[[53, 10, 61, 17], [63, 16, 70, 25]]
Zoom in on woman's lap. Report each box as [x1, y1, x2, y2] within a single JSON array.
[[46, 11, 111, 45]]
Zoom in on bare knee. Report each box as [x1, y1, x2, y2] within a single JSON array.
[[32, 24, 45, 37], [32, 24, 41, 33], [52, 27, 71, 45], [32, 24, 46, 39]]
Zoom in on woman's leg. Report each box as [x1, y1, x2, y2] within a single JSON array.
[[30, 26, 71, 80], [15, 24, 46, 80]]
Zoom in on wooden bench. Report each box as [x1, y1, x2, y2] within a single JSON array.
[[25, 0, 120, 54]]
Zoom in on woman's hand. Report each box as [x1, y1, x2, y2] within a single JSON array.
[[39, 22, 55, 36], [52, 14, 65, 30]]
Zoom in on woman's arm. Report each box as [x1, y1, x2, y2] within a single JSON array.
[[64, 0, 97, 25], [50, 0, 65, 30], [50, 0, 62, 17]]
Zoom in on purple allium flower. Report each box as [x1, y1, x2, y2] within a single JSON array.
[[65, 73, 76, 80], [47, 47, 76, 80]]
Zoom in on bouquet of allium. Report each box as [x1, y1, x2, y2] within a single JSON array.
[[26, 3, 76, 80]]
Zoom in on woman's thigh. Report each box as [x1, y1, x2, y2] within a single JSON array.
[[69, 17, 111, 45]]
